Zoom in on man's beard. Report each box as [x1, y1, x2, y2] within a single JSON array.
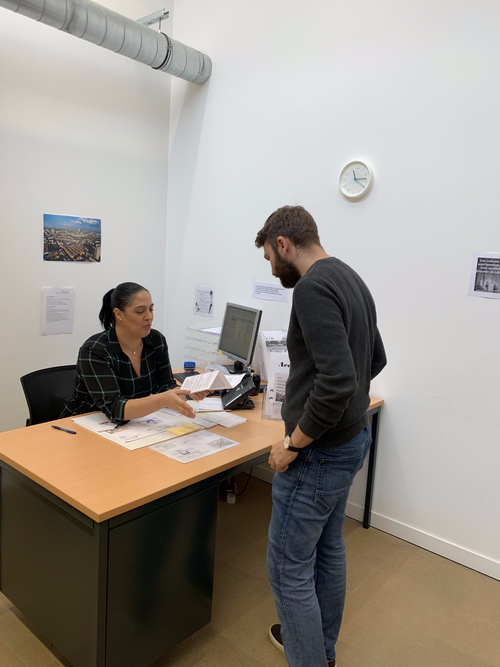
[[274, 254, 301, 289]]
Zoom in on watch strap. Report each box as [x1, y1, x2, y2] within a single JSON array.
[[284, 435, 301, 453]]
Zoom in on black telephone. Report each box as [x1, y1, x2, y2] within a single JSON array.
[[221, 375, 256, 410]]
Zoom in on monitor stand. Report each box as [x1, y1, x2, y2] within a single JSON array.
[[223, 361, 247, 374], [236, 397, 255, 409]]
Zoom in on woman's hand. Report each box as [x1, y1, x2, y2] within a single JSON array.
[[163, 388, 196, 419], [188, 390, 211, 402]]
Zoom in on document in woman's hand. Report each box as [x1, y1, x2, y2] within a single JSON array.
[[181, 370, 246, 393]]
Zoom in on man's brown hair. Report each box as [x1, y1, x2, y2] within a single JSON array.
[[255, 205, 321, 251]]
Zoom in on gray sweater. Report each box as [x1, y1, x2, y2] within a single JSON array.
[[282, 257, 386, 449]]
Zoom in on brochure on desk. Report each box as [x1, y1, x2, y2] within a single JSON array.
[[151, 430, 240, 464], [72, 411, 204, 451]]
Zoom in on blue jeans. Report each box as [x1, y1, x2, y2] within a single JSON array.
[[267, 424, 371, 667]]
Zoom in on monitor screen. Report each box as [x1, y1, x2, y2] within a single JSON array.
[[218, 303, 262, 372]]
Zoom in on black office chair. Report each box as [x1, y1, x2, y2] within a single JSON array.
[[20, 365, 77, 426]]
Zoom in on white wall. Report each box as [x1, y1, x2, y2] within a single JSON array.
[[165, 0, 500, 578], [0, 0, 173, 432]]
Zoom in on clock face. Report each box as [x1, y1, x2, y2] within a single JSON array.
[[339, 161, 373, 199]]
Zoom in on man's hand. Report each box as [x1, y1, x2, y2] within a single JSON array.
[[269, 439, 298, 472]]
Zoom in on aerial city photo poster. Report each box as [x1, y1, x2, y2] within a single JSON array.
[[43, 213, 101, 262]]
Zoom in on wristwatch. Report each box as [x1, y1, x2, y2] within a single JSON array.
[[284, 435, 301, 453]]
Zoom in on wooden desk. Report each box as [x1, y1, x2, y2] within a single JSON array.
[[0, 408, 283, 667], [0, 397, 383, 667]]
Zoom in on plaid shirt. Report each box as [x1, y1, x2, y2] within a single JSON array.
[[61, 328, 176, 423]]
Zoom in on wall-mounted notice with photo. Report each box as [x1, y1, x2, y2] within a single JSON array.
[[468, 252, 500, 299], [194, 285, 214, 317], [43, 214, 101, 262]]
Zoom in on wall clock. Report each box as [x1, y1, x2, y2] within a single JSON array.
[[339, 161, 373, 200]]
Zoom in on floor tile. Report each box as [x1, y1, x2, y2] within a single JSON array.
[[151, 624, 270, 667], [0, 609, 61, 667], [347, 536, 500, 665], [339, 592, 493, 667], [219, 594, 288, 667], [210, 558, 271, 632], [0, 640, 26, 667]]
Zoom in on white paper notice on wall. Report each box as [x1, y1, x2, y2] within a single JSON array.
[[253, 280, 288, 303], [468, 252, 500, 299], [42, 287, 74, 335], [194, 285, 214, 317]]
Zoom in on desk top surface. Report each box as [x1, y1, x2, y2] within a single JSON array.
[[0, 396, 383, 523]]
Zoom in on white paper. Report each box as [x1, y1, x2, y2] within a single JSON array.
[[194, 285, 214, 317], [253, 280, 288, 303], [159, 408, 184, 417], [198, 397, 224, 411], [201, 327, 221, 334], [468, 252, 500, 299], [181, 370, 246, 392], [151, 430, 239, 463], [42, 287, 74, 335], [193, 415, 219, 428], [205, 412, 247, 428]]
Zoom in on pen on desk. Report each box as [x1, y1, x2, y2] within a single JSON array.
[[51, 425, 77, 435]]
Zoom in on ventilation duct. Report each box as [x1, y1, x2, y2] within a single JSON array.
[[0, 0, 212, 84]]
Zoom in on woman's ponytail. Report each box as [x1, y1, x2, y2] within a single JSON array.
[[99, 288, 115, 330]]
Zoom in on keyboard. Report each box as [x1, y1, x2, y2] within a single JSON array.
[[174, 371, 200, 384]]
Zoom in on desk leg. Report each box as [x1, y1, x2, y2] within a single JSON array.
[[363, 409, 380, 529]]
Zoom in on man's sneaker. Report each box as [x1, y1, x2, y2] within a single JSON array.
[[268, 624, 285, 653], [268, 624, 337, 666]]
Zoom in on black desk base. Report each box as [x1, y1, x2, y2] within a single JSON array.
[[0, 454, 267, 667]]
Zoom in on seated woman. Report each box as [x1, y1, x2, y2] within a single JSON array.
[[61, 282, 206, 423]]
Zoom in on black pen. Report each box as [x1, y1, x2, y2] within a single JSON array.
[[52, 425, 77, 435]]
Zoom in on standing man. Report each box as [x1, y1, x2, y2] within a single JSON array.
[[255, 206, 386, 667]]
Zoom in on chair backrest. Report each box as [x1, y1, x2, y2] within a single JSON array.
[[20, 365, 77, 426]]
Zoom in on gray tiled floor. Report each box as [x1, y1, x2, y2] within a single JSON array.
[[1, 473, 499, 667]]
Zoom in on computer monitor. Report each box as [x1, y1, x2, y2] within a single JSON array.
[[218, 302, 263, 374]]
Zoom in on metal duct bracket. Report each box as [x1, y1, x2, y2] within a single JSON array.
[[136, 9, 169, 31], [0, 0, 211, 84]]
